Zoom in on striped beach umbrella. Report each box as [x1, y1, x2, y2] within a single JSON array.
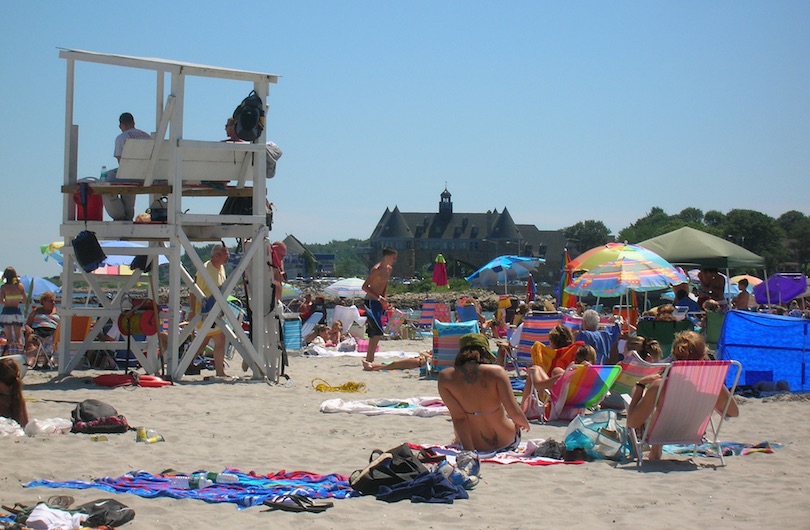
[[565, 257, 688, 298]]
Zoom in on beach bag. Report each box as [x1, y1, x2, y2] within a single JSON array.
[[71, 399, 131, 434], [563, 410, 630, 461], [232, 90, 265, 141], [72, 230, 107, 273], [74, 498, 135, 527], [220, 197, 274, 227], [350, 443, 427, 495]]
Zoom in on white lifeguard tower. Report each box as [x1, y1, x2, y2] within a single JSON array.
[[57, 49, 284, 382]]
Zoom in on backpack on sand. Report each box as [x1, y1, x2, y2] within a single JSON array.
[[233, 90, 265, 141]]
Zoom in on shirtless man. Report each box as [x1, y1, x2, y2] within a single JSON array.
[[362, 247, 397, 363], [438, 333, 529, 453]]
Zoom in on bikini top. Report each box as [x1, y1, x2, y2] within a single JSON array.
[[3, 294, 23, 301]]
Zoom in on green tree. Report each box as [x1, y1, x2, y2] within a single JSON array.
[[617, 207, 684, 243], [564, 220, 613, 252], [724, 209, 787, 270], [777, 210, 807, 234], [677, 207, 704, 225], [703, 210, 725, 228]]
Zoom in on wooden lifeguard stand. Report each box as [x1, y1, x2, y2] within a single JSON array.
[[57, 49, 284, 382]]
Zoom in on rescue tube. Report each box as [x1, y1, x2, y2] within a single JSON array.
[[93, 373, 136, 387], [138, 375, 171, 387]]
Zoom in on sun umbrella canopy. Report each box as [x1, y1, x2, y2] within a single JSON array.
[[20, 276, 61, 298], [41, 241, 169, 267], [465, 255, 544, 294], [432, 254, 449, 288], [565, 257, 688, 298], [730, 275, 763, 287], [281, 283, 302, 300], [324, 277, 366, 298], [753, 273, 808, 305], [567, 242, 673, 273]]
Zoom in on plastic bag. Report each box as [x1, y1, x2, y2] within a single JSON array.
[[0, 417, 25, 437], [564, 410, 630, 461], [25, 417, 73, 436]]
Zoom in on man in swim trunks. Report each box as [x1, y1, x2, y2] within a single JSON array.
[[437, 333, 530, 453], [362, 247, 397, 363]]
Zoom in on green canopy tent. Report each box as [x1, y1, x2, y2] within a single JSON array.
[[638, 227, 765, 269], [639, 226, 768, 304]]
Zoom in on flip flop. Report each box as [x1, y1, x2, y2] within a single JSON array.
[[47, 495, 75, 510], [263, 494, 333, 513]]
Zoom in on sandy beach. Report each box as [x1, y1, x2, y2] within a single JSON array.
[[3, 337, 809, 529]]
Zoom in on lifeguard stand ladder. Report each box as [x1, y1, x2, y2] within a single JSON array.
[[57, 49, 283, 382]]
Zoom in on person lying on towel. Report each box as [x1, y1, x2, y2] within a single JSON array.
[[438, 334, 529, 453]]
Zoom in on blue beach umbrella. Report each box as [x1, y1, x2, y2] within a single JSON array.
[[465, 255, 545, 294]]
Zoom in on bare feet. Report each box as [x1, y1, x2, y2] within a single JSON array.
[[362, 360, 377, 371]]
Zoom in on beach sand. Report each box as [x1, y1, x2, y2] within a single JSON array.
[[4, 337, 809, 529]]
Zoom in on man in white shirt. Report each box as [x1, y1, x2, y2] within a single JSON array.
[[103, 112, 152, 219]]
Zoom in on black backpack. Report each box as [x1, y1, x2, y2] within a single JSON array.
[[349, 443, 427, 495], [233, 90, 265, 141]]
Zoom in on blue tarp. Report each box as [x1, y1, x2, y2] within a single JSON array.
[[718, 310, 809, 391]]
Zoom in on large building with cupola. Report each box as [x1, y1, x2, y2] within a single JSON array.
[[368, 188, 572, 285]]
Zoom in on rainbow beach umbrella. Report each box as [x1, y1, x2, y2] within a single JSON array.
[[565, 257, 688, 298]]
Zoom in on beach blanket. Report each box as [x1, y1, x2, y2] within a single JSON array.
[[26, 469, 357, 508], [303, 345, 420, 359], [663, 441, 782, 458], [320, 397, 449, 417], [411, 441, 583, 466]]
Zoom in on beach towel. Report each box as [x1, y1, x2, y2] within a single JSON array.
[[26, 469, 357, 508], [410, 441, 584, 466], [320, 397, 449, 417], [662, 441, 781, 458], [303, 346, 420, 359]]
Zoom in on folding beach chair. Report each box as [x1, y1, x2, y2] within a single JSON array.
[[524, 363, 622, 423], [613, 305, 639, 333], [635, 319, 694, 359], [604, 351, 669, 410], [704, 312, 725, 354], [301, 312, 324, 342], [418, 299, 450, 331], [455, 304, 479, 323], [332, 305, 367, 333], [629, 360, 742, 467], [33, 316, 93, 370], [383, 309, 408, 339], [516, 312, 562, 367], [283, 313, 303, 350], [430, 320, 480, 376]]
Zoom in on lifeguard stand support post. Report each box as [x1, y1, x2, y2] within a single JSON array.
[[58, 49, 283, 382]]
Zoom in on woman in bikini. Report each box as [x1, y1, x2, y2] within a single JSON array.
[[438, 333, 529, 453], [0, 267, 27, 353], [0, 357, 29, 427]]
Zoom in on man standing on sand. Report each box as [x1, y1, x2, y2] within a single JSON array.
[[362, 247, 397, 364]]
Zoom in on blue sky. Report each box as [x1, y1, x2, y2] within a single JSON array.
[[2, 1, 809, 278]]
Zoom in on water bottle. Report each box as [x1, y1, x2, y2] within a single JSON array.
[[168, 476, 191, 489], [202, 471, 239, 484], [188, 475, 214, 489], [100, 165, 108, 181]]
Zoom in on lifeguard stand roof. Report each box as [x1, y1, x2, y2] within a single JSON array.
[[58, 48, 280, 84]]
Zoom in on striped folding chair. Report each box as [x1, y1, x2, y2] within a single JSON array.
[[516, 312, 562, 366], [419, 299, 451, 330], [430, 320, 480, 376], [545, 364, 623, 422]]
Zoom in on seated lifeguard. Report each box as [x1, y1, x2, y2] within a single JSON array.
[[437, 333, 529, 453]]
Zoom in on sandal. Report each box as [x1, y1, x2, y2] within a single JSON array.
[[47, 495, 74, 510], [263, 494, 333, 513]]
